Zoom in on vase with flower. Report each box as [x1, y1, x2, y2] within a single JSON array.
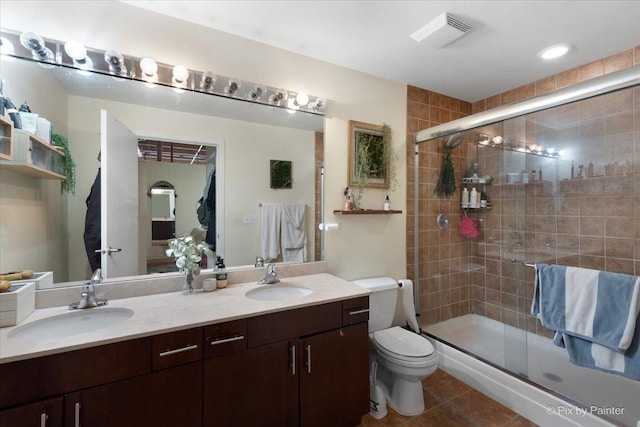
[[166, 228, 213, 293]]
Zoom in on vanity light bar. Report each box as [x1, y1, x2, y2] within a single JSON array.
[[0, 29, 326, 116]]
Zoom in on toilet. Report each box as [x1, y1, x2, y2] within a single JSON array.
[[352, 277, 438, 417]]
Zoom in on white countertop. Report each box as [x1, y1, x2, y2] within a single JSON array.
[[0, 273, 369, 364]]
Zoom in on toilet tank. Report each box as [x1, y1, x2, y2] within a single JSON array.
[[351, 277, 398, 332]]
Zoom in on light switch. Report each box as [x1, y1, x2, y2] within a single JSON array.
[[243, 214, 257, 224]]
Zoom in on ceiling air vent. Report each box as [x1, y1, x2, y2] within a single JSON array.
[[410, 13, 472, 48]]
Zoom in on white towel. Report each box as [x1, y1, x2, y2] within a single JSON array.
[[281, 203, 307, 262], [260, 203, 282, 261]]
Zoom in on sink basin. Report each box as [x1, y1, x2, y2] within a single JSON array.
[[8, 308, 134, 341], [245, 285, 313, 301]]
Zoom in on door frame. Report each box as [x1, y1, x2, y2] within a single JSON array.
[[137, 132, 225, 273]]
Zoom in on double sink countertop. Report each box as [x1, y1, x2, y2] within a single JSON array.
[[0, 273, 369, 364]]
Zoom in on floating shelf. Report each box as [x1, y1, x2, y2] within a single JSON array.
[[333, 209, 402, 215], [0, 130, 66, 180]]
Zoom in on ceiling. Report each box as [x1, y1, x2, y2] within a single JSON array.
[[124, 1, 640, 103]]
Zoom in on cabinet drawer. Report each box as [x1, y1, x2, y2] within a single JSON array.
[[342, 297, 369, 326], [248, 302, 342, 348], [152, 327, 203, 371], [203, 319, 247, 358]]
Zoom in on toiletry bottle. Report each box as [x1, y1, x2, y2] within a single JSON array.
[[538, 165, 542, 181], [470, 187, 478, 208], [216, 257, 228, 289], [530, 170, 536, 181], [480, 191, 487, 208], [587, 162, 594, 178], [383, 195, 390, 211], [571, 161, 574, 179], [462, 187, 469, 206], [521, 170, 529, 184]]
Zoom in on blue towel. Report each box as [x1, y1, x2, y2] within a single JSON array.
[[532, 264, 640, 380]]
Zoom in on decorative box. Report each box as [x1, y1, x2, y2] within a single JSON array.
[[12, 271, 54, 289], [0, 282, 36, 327]]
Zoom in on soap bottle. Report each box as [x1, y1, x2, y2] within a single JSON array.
[[470, 187, 478, 208], [383, 195, 391, 211], [461, 187, 469, 206], [521, 170, 529, 184], [216, 257, 228, 289]]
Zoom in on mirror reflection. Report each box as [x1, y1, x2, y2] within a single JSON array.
[[0, 55, 324, 288]]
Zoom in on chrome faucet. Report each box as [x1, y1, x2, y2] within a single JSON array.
[[69, 268, 108, 310], [257, 263, 279, 285]]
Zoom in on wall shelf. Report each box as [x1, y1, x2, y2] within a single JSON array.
[[333, 209, 402, 215], [0, 130, 66, 180], [0, 115, 12, 161]]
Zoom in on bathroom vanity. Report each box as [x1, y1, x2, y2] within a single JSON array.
[[0, 274, 370, 427]]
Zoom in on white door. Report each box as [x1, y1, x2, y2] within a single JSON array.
[[100, 110, 139, 278]]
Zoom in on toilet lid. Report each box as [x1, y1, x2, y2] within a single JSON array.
[[373, 326, 434, 358]]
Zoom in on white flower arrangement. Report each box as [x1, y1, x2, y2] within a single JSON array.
[[166, 232, 212, 278]]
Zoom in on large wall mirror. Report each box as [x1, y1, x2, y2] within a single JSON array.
[[0, 53, 324, 289]]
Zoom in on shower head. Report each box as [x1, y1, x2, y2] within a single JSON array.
[[446, 132, 464, 149]]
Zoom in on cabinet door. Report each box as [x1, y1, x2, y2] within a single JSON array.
[[299, 323, 370, 427], [204, 340, 297, 427], [65, 362, 202, 427], [0, 397, 63, 427]]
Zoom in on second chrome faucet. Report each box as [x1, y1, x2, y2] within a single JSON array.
[[257, 263, 279, 285]]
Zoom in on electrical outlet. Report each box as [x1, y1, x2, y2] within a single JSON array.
[[243, 214, 257, 224]]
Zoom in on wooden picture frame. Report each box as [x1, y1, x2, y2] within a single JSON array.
[[348, 120, 388, 188]]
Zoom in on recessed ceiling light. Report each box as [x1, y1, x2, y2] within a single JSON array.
[[538, 43, 572, 60]]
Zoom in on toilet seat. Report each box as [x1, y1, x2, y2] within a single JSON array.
[[373, 326, 435, 362]]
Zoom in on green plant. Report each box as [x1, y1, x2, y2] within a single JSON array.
[[51, 133, 76, 195], [351, 123, 397, 209], [166, 232, 212, 292]]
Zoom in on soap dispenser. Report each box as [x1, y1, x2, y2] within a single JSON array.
[[216, 257, 228, 289]]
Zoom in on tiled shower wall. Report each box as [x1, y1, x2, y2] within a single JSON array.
[[407, 45, 640, 329]]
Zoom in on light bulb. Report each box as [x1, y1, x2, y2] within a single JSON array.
[[287, 98, 299, 113], [104, 50, 127, 76], [140, 57, 158, 78], [200, 71, 216, 91], [492, 136, 503, 145], [268, 89, 287, 105], [539, 44, 571, 60], [0, 36, 15, 55], [172, 65, 189, 85], [19, 31, 54, 63], [247, 85, 265, 101], [295, 92, 309, 107], [224, 79, 239, 96], [64, 40, 93, 70], [309, 97, 326, 111]]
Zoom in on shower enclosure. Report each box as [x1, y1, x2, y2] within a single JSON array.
[[413, 67, 640, 426]]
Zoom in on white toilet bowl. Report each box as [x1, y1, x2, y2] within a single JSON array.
[[371, 326, 438, 416]]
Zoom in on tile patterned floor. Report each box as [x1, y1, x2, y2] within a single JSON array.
[[358, 369, 538, 427]]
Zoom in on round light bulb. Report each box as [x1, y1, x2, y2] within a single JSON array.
[[140, 57, 158, 77], [295, 92, 309, 106], [200, 71, 216, 91], [0, 36, 15, 55], [172, 65, 189, 83], [64, 40, 86, 61]]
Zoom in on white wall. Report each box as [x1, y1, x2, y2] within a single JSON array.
[[1, 1, 408, 282], [0, 57, 69, 280]]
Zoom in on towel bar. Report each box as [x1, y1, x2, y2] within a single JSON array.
[[524, 262, 535, 268]]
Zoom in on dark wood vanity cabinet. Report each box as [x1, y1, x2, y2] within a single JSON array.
[[0, 297, 369, 427], [203, 298, 370, 427], [0, 397, 63, 427]]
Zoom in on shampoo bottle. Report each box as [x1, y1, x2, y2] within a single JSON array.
[[383, 195, 391, 211], [470, 187, 478, 208], [461, 187, 469, 206]]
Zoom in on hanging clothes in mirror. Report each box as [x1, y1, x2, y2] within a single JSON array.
[[84, 167, 101, 272], [197, 168, 216, 249]]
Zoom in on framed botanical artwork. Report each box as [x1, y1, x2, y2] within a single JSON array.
[[348, 120, 389, 188], [270, 159, 292, 189]]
